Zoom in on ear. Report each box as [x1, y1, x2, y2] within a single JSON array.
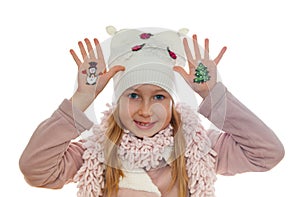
[[106, 25, 117, 36], [178, 28, 189, 36]]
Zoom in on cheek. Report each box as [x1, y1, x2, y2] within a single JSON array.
[[150, 102, 172, 131], [151, 102, 172, 120], [119, 99, 136, 115], [118, 98, 137, 124], [117, 98, 126, 122]]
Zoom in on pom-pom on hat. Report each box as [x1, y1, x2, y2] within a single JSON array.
[[107, 26, 188, 103]]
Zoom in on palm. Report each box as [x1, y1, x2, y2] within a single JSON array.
[[174, 35, 227, 98], [71, 38, 124, 97]]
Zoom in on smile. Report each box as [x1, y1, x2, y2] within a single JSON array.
[[134, 120, 155, 130]]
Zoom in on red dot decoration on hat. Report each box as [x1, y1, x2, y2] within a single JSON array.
[[131, 43, 145, 51], [140, 33, 153, 39], [167, 47, 177, 59], [131, 33, 177, 60]]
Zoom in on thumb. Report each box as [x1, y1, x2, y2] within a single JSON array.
[[173, 66, 190, 81], [105, 65, 125, 80]]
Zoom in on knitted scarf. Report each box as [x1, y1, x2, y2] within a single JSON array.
[[74, 104, 217, 197]]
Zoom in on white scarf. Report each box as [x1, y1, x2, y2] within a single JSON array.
[[74, 104, 217, 197]]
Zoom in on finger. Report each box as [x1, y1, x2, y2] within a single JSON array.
[[84, 38, 96, 59], [70, 49, 82, 67], [204, 38, 209, 60], [192, 34, 201, 60], [94, 38, 106, 67], [183, 38, 196, 73], [173, 66, 190, 82], [78, 41, 88, 60], [214, 46, 227, 65]]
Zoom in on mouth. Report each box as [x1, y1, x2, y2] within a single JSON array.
[[134, 120, 156, 130]]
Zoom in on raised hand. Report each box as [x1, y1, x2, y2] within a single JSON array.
[[174, 35, 227, 98], [70, 38, 124, 111]]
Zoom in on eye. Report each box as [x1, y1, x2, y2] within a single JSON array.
[[154, 94, 165, 100], [128, 93, 139, 99]]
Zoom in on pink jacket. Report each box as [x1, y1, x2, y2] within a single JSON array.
[[19, 83, 284, 196]]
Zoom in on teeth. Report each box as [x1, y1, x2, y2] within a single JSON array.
[[137, 121, 150, 126], [140, 122, 149, 126]]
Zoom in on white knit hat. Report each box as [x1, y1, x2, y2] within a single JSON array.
[[107, 27, 188, 103]]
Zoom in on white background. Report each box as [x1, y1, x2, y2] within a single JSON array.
[[0, 0, 299, 196]]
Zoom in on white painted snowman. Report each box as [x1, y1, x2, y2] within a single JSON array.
[[82, 61, 99, 85]]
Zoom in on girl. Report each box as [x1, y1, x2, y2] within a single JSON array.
[[19, 27, 284, 197]]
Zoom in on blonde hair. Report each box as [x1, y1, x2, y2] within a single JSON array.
[[103, 106, 188, 197]]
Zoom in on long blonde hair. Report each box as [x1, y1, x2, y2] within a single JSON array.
[[103, 106, 188, 197]]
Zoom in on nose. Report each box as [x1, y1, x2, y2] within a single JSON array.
[[138, 101, 152, 117]]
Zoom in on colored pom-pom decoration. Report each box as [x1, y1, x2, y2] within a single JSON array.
[[167, 47, 177, 59], [132, 43, 145, 51], [140, 33, 153, 39]]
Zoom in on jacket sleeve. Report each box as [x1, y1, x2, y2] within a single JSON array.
[[198, 83, 285, 175], [19, 99, 94, 188]]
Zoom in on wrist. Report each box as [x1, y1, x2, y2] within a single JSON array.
[[197, 89, 209, 98], [70, 91, 95, 111], [197, 82, 217, 98]]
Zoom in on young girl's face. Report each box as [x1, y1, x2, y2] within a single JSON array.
[[118, 84, 173, 138]]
